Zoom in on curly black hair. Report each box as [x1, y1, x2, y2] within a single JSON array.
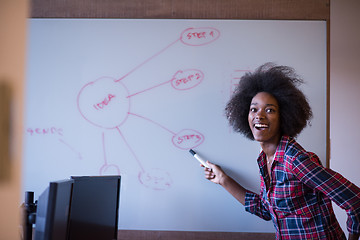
[[225, 62, 313, 140]]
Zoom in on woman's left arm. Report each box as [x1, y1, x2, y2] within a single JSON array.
[[291, 152, 360, 236]]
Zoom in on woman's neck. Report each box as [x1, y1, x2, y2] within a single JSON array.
[[260, 135, 281, 160]]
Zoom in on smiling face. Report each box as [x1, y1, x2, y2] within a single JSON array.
[[248, 92, 281, 146]]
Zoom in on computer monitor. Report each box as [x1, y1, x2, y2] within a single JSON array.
[[33, 179, 74, 240], [32, 175, 121, 240], [68, 176, 121, 240]]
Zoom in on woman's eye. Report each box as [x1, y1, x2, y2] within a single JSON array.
[[266, 108, 275, 113], [250, 108, 257, 112]]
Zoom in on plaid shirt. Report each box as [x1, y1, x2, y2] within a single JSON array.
[[245, 135, 360, 240]]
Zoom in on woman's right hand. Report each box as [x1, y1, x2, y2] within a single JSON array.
[[203, 161, 227, 185]]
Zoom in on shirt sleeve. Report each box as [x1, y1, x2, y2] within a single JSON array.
[[291, 152, 360, 234], [244, 190, 272, 221]]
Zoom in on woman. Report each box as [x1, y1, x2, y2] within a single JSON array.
[[204, 63, 360, 239]]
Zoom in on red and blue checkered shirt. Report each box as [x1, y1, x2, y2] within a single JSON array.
[[245, 136, 360, 240]]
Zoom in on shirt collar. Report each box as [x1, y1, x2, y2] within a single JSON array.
[[257, 135, 290, 166], [273, 135, 290, 163]]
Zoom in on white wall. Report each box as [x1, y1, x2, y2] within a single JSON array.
[[330, 0, 360, 235], [0, 0, 28, 239]]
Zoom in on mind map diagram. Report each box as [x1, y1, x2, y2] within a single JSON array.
[[76, 27, 221, 190]]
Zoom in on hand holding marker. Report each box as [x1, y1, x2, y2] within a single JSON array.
[[189, 149, 211, 169]]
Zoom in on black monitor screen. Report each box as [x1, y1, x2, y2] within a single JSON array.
[[33, 179, 74, 240], [68, 175, 121, 240]]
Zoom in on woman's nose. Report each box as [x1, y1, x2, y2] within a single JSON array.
[[255, 110, 265, 119]]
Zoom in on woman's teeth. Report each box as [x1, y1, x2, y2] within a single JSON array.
[[255, 123, 268, 129]]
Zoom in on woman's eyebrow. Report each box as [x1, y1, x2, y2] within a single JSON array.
[[250, 102, 278, 107]]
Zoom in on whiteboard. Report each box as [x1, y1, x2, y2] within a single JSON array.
[[24, 19, 326, 232]]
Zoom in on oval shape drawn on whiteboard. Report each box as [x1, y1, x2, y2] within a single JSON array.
[[171, 69, 204, 90], [172, 129, 204, 150], [138, 168, 173, 190], [180, 27, 220, 46], [77, 77, 130, 129]]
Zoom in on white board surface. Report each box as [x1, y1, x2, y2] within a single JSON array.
[[24, 19, 326, 232]]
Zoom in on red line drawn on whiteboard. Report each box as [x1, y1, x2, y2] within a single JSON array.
[[126, 79, 173, 99], [58, 138, 82, 160], [116, 126, 145, 172], [127, 69, 204, 98], [128, 112, 205, 150], [117, 39, 180, 82], [128, 112, 176, 135], [77, 27, 220, 190], [99, 131, 121, 175]]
